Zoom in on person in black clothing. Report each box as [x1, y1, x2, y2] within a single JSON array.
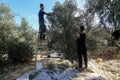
[[76, 26, 88, 69], [112, 30, 120, 40]]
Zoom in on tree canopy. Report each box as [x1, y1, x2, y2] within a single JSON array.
[[47, 0, 78, 62], [86, 0, 120, 30], [0, 3, 37, 66]]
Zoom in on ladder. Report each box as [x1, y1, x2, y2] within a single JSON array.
[[34, 32, 49, 69]]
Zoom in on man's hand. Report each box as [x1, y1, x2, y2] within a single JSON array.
[[46, 12, 54, 16], [74, 33, 80, 39], [76, 33, 80, 38]]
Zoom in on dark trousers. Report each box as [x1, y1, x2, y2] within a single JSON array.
[[77, 48, 88, 68], [39, 22, 46, 39]]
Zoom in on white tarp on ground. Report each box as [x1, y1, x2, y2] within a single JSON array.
[[16, 70, 35, 80], [17, 61, 106, 80], [32, 68, 105, 80], [18, 60, 118, 80]]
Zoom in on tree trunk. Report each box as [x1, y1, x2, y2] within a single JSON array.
[[112, 11, 117, 32]]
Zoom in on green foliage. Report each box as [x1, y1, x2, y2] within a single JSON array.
[[0, 3, 36, 67], [0, 3, 15, 66], [8, 39, 34, 63], [47, 0, 113, 63], [86, 27, 111, 54], [86, 0, 120, 30], [47, 0, 78, 62], [17, 17, 37, 46]]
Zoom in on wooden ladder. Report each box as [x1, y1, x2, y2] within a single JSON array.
[[34, 32, 49, 69]]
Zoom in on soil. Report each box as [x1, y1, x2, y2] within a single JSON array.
[[0, 62, 34, 80]]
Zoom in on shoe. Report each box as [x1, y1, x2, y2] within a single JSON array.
[[82, 67, 93, 72], [85, 65, 87, 68], [43, 38, 46, 40], [40, 37, 43, 40], [75, 67, 83, 72], [40, 38, 43, 41]]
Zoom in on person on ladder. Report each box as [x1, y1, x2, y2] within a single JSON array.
[[38, 3, 53, 41]]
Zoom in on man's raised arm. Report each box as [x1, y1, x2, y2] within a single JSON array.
[[46, 12, 54, 16]]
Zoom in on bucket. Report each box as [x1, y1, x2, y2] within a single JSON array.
[[103, 39, 108, 46], [36, 61, 42, 70]]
